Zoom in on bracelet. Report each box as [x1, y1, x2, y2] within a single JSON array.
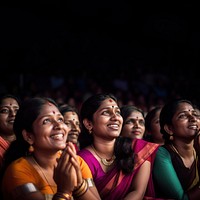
[[53, 192, 72, 200], [73, 179, 88, 198]]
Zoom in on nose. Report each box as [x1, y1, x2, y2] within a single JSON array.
[[189, 114, 197, 122], [53, 120, 63, 129], [134, 121, 139, 127], [9, 109, 16, 116]]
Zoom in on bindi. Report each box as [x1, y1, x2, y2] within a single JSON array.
[[52, 111, 55, 114], [109, 99, 113, 102], [10, 103, 12, 106]]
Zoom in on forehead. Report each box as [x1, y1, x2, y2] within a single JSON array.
[[127, 111, 144, 119], [175, 102, 194, 113], [63, 111, 79, 118], [99, 98, 118, 108], [39, 103, 60, 115], [0, 98, 19, 106]]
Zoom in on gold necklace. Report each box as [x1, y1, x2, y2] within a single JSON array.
[[31, 156, 56, 193], [91, 145, 116, 166], [170, 144, 196, 162]]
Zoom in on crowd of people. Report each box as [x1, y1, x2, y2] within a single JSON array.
[[0, 91, 200, 200]]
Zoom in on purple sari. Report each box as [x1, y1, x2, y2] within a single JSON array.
[[78, 139, 159, 200]]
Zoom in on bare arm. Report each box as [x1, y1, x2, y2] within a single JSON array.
[[124, 160, 151, 200]]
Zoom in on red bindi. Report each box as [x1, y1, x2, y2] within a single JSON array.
[[52, 111, 55, 114], [109, 99, 113, 102]]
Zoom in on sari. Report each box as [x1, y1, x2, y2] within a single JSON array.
[[2, 155, 92, 199], [153, 144, 200, 200], [78, 139, 159, 200], [0, 136, 10, 169]]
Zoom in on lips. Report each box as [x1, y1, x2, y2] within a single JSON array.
[[107, 124, 120, 130], [51, 133, 64, 140]]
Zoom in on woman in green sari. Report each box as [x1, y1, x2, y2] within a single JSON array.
[[153, 99, 200, 200]]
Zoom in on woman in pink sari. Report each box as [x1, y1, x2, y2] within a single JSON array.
[[78, 93, 159, 200]]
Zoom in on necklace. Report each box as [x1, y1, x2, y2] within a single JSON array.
[[31, 156, 56, 193], [91, 145, 116, 166], [170, 144, 196, 167]]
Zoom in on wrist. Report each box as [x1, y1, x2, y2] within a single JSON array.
[[53, 192, 72, 200]]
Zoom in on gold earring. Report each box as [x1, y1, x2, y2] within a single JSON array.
[[29, 145, 34, 153], [89, 129, 92, 134], [169, 134, 173, 141]]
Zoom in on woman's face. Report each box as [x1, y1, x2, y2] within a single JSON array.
[[63, 111, 81, 144], [121, 110, 145, 139], [91, 98, 123, 141], [150, 109, 164, 144], [169, 102, 199, 140], [0, 98, 19, 135], [31, 103, 70, 152]]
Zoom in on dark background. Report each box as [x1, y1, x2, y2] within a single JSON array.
[[1, 2, 200, 109]]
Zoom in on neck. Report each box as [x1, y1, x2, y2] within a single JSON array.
[[1, 134, 16, 143], [171, 142, 194, 158], [92, 142, 114, 159]]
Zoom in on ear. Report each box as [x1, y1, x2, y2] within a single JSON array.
[[164, 124, 173, 135], [22, 130, 34, 145], [83, 119, 93, 131]]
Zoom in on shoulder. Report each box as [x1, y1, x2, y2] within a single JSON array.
[[155, 146, 171, 161]]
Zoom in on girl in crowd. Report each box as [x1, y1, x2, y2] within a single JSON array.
[[120, 105, 145, 139], [153, 99, 200, 199], [78, 93, 159, 200], [1, 97, 101, 200], [59, 104, 81, 152], [145, 106, 164, 145], [0, 94, 20, 170]]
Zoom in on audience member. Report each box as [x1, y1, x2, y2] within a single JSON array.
[[153, 99, 200, 199], [0, 94, 20, 170], [144, 106, 164, 145], [1, 97, 101, 200], [120, 105, 145, 139], [59, 104, 81, 152], [78, 93, 159, 200]]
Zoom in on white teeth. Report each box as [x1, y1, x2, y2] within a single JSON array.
[[108, 124, 118, 128], [189, 126, 197, 130], [51, 134, 63, 140]]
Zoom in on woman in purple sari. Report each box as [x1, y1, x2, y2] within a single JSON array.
[[78, 93, 159, 200]]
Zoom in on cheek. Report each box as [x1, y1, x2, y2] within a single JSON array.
[[122, 125, 131, 132]]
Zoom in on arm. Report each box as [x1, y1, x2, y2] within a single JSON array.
[[124, 160, 151, 200], [54, 142, 101, 200], [153, 147, 188, 200]]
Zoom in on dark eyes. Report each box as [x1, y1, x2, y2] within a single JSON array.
[[0, 108, 19, 114], [125, 119, 145, 126]]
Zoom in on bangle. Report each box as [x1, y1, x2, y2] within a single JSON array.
[[53, 192, 72, 200], [73, 179, 88, 198]]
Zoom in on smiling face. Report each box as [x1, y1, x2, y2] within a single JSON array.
[[30, 103, 70, 152], [63, 111, 81, 144], [0, 97, 20, 136], [167, 102, 199, 141], [90, 98, 123, 141]]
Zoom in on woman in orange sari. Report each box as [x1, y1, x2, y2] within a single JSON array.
[[1, 97, 101, 200]]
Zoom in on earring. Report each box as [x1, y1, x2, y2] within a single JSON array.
[[89, 129, 92, 134], [29, 145, 34, 153], [169, 134, 173, 141]]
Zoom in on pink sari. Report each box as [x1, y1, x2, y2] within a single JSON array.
[[78, 139, 159, 200]]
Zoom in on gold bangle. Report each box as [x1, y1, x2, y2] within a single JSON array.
[[53, 192, 72, 200], [73, 179, 88, 198]]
